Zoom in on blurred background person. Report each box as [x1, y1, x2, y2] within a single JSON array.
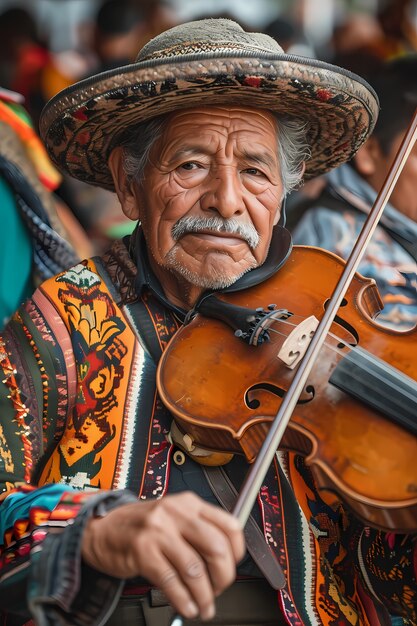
[[329, 11, 386, 74], [92, 0, 147, 73], [0, 86, 91, 329], [264, 13, 316, 57], [290, 55, 417, 330], [125, 0, 178, 55], [0, 6, 50, 123], [55, 0, 178, 254], [376, 0, 417, 58]]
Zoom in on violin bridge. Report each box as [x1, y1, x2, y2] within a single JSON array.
[[277, 315, 319, 369]]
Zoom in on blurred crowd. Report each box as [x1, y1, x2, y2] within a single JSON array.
[[0, 0, 416, 329]]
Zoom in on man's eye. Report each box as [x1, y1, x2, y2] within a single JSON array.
[[180, 162, 198, 170], [244, 167, 262, 176]]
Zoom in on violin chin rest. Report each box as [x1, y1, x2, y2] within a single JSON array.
[[169, 420, 234, 466]]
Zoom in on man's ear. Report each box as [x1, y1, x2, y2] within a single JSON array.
[[353, 137, 381, 177], [273, 161, 306, 225], [108, 147, 141, 220], [273, 204, 282, 225]]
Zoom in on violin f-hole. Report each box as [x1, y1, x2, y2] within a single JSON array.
[[324, 298, 359, 347], [245, 382, 315, 409]]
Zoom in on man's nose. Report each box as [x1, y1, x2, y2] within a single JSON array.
[[201, 168, 245, 218]]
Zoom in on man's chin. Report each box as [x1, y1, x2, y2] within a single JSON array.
[[174, 269, 239, 289], [169, 262, 257, 290], [164, 248, 258, 289]]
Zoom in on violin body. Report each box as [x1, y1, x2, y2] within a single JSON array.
[[157, 246, 417, 532]]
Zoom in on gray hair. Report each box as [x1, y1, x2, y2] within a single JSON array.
[[117, 112, 310, 196], [275, 116, 311, 195]]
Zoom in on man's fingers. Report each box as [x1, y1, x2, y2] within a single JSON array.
[[162, 543, 216, 621], [142, 546, 208, 620], [200, 503, 246, 563], [179, 515, 239, 596], [138, 501, 243, 620]]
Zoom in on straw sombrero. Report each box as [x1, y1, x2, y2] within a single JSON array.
[[39, 18, 379, 192]]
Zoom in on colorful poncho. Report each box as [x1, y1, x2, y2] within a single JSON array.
[[0, 239, 415, 625]]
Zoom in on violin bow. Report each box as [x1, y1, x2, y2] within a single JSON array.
[[170, 107, 417, 626]]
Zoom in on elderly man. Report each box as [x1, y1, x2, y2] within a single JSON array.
[[0, 18, 415, 626]]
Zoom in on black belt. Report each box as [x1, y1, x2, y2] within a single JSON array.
[[106, 579, 285, 626]]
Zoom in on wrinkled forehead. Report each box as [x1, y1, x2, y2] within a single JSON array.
[[166, 105, 278, 134], [152, 105, 280, 159]]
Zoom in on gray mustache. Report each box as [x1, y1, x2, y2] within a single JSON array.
[[171, 217, 260, 249]]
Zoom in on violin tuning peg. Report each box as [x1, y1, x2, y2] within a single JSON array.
[[256, 307, 264, 314], [235, 329, 244, 338], [268, 304, 276, 310]]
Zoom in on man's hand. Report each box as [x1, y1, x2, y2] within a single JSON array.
[[81, 492, 245, 621]]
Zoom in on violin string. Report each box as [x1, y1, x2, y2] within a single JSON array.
[[268, 318, 417, 412], [266, 314, 363, 362], [264, 314, 409, 383], [266, 316, 350, 360]]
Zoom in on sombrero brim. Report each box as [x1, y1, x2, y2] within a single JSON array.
[[39, 51, 379, 191]]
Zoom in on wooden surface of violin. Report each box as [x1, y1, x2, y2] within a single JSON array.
[[157, 246, 417, 532]]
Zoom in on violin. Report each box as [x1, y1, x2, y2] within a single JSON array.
[[157, 245, 417, 533]]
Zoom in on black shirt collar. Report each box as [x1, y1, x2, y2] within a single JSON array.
[[131, 225, 293, 321]]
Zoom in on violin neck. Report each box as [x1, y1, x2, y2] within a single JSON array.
[[329, 345, 417, 435]]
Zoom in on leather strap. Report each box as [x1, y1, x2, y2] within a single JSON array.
[[202, 466, 286, 590]]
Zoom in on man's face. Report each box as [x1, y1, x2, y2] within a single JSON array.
[[132, 106, 283, 295], [381, 133, 417, 222], [359, 131, 417, 222]]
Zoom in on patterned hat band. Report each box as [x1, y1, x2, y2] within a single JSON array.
[[39, 18, 379, 191], [136, 40, 283, 62]]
